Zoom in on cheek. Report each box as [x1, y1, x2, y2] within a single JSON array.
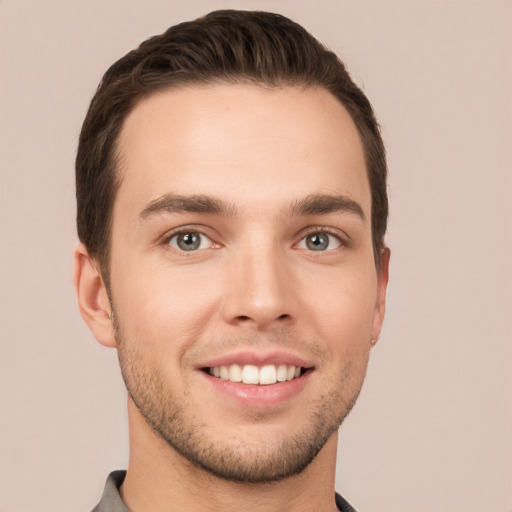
[[305, 268, 378, 350], [110, 259, 222, 350]]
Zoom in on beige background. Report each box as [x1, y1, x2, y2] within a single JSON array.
[[0, 1, 511, 511]]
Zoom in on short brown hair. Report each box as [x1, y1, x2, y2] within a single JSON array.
[[76, 9, 388, 280]]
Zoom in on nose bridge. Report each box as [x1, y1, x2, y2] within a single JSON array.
[[223, 235, 293, 328]]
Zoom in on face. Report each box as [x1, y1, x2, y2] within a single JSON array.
[[97, 84, 388, 482]]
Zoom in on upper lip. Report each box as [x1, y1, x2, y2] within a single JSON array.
[[198, 350, 314, 370]]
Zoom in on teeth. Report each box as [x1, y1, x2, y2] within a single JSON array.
[[220, 366, 229, 380], [209, 364, 303, 385], [276, 364, 288, 382], [229, 364, 243, 382], [242, 365, 259, 384], [259, 365, 277, 385]]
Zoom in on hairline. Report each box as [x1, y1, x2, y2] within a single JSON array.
[[97, 79, 383, 288]]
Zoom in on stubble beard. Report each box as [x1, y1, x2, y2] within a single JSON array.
[[113, 314, 366, 484]]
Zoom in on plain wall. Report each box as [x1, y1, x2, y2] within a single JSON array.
[[0, 1, 511, 511]]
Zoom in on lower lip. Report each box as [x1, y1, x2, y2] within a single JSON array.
[[200, 370, 311, 407]]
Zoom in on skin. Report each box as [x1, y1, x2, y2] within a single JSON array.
[[74, 84, 389, 512]]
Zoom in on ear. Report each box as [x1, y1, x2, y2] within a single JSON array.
[[371, 247, 390, 345], [73, 243, 117, 348]]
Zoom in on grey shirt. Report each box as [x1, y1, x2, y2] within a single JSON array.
[[92, 470, 357, 512]]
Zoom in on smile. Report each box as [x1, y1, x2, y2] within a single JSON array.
[[208, 364, 304, 385]]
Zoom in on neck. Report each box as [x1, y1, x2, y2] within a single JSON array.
[[121, 398, 339, 512]]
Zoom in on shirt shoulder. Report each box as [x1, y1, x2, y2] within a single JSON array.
[[91, 470, 128, 512], [335, 492, 357, 512], [92, 471, 355, 512]]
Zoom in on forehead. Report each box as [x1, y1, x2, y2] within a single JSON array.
[[115, 83, 370, 219]]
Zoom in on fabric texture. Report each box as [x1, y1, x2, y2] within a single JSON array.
[[92, 470, 357, 511], [91, 471, 128, 512]]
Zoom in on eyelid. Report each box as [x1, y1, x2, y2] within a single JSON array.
[[160, 224, 221, 249], [294, 226, 349, 247], [169, 232, 211, 251], [158, 224, 349, 251]]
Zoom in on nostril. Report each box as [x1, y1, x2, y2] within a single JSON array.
[[234, 313, 290, 323]]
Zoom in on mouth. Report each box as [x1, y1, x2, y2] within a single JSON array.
[[204, 364, 309, 385], [198, 353, 314, 405]]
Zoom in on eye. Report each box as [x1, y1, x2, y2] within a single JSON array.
[[298, 232, 341, 252], [168, 231, 212, 251]]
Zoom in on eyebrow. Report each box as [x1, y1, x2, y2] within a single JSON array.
[[138, 193, 237, 221], [288, 193, 366, 222], [138, 192, 366, 222]]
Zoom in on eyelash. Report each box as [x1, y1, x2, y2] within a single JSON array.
[[161, 225, 217, 250], [161, 226, 347, 253], [296, 227, 346, 251]]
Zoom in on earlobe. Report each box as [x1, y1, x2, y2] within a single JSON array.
[[73, 243, 117, 348], [371, 247, 390, 345]]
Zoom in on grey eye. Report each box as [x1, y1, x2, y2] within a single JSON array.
[[299, 232, 341, 251], [306, 233, 328, 251], [169, 232, 211, 251]]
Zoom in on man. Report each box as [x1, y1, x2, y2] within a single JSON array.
[[74, 9, 389, 512]]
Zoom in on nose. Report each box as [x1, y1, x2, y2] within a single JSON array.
[[221, 243, 296, 330]]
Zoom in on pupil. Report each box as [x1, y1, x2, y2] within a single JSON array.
[[179, 233, 199, 250], [307, 233, 328, 251]]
